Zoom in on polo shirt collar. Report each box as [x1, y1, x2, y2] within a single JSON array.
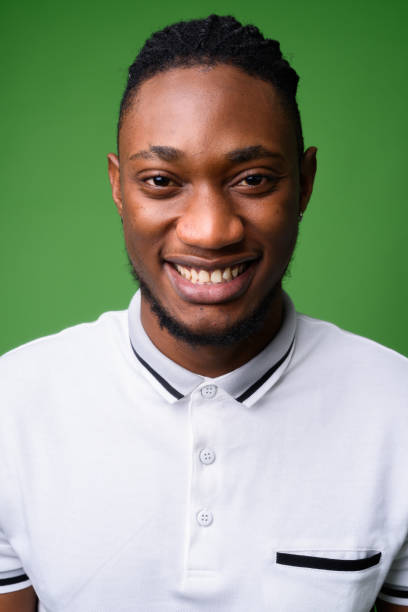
[[128, 290, 296, 407]]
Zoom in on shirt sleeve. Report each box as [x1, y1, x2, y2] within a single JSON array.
[[378, 537, 408, 606], [0, 525, 32, 593]]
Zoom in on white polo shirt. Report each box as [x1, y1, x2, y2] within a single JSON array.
[[0, 290, 407, 612]]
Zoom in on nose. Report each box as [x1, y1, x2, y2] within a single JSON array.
[[176, 186, 244, 249]]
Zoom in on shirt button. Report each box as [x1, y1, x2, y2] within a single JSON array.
[[199, 448, 216, 465], [201, 384, 217, 399], [196, 509, 213, 527]]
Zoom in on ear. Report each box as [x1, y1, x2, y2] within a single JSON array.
[[107, 153, 123, 217], [299, 146, 317, 215]]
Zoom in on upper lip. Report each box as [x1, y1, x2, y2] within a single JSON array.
[[164, 254, 260, 270]]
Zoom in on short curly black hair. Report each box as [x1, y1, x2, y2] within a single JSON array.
[[118, 14, 303, 159]]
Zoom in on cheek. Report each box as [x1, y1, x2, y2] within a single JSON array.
[[121, 197, 168, 255], [248, 191, 299, 251]]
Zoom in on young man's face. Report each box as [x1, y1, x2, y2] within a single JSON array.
[[109, 64, 316, 344]]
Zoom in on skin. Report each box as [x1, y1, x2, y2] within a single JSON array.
[[1, 65, 404, 612], [108, 64, 316, 376], [377, 604, 408, 612], [0, 586, 37, 611]]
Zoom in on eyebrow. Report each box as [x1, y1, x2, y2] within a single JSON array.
[[128, 144, 284, 164], [129, 146, 182, 162], [226, 145, 284, 164]]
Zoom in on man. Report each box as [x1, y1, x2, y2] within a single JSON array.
[[0, 14, 407, 612]]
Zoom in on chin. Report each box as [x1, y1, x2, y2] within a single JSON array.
[[137, 272, 280, 348]]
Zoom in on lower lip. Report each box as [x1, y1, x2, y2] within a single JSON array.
[[164, 261, 258, 304]]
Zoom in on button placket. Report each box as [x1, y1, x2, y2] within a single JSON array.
[[185, 386, 222, 572]]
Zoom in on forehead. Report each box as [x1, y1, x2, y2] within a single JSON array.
[[119, 64, 297, 163]]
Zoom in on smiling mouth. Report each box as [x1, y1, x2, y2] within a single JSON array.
[[174, 262, 250, 284]]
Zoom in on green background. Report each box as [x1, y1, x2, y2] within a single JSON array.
[[1, 0, 407, 356]]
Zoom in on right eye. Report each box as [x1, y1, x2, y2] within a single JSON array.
[[144, 175, 174, 187]]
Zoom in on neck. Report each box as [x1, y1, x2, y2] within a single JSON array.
[[139, 291, 284, 377]]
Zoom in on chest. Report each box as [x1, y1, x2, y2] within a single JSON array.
[[11, 390, 403, 611]]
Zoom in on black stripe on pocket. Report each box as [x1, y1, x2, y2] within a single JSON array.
[[380, 584, 408, 599], [0, 573, 29, 586], [276, 551, 381, 571]]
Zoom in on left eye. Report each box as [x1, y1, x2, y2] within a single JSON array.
[[238, 174, 266, 186]]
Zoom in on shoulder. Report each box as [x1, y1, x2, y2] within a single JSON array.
[[0, 309, 130, 392], [293, 312, 408, 409], [296, 312, 407, 369]]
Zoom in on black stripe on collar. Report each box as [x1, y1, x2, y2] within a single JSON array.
[[235, 339, 294, 403], [131, 337, 294, 403], [131, 345, 184, 400]]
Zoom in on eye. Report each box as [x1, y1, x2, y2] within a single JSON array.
[[144, 175, 173, 187], [234, 173, 278, 191], [240, 174, 265, 186]]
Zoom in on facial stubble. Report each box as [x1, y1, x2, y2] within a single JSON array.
[[127, 240, 298, 347]]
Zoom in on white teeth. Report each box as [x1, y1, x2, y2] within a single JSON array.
[[176, 264, 191, 280], [174, 263, 248, 284], [198, 270, 210, 283]]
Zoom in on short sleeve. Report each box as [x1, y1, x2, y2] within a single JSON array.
[[0, 525, 32, 593], [0, 365, 33, 594], [378, 537, 408, 605]]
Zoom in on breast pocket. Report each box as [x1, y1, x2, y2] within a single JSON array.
[[263, 549, 382, 612]]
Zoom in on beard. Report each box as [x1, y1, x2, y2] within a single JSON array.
[[128, 256, 293, 347]]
